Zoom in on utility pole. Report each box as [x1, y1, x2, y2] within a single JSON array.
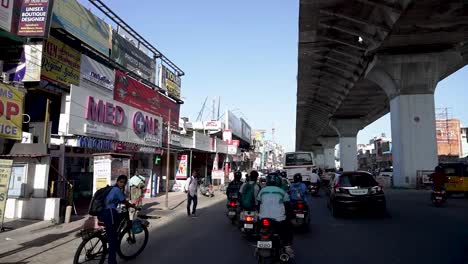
[[165, 109, 171, 209], [217, 96, 221, 121], [43, 99, 50, 144]]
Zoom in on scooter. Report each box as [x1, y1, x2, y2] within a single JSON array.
[[290, 200, 310, 228], [431, 187, 447, 207], [200, 179, 214, 197], [255, 218, 291, 263], [240, 210, 258, 238], [308, 182, 320, 196]]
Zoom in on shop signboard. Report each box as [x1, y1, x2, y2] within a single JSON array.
[[41, 36, 81, 86], [17, 0, 53, 37], [176, 154, 188, 180], [0, 159, 13, 226], [93, 158, 111, 192], [204, 120, 222, 131], [112, 32, 155, 83], [51, 0, 111, 56], [225, 110, 242, 138], [0, 0, 13, 32], [194, 132, 212, 152], [114, 70, 180, 128], [0, 83, 24, 140], [2, 43, 43, 82], [241, 118, 251, 143], [80, 55, 114, 91], [228, 145, 237, 155], [158, 64, 181, 99], [223, 130, 232, 144], [64, 84, 163, 147]]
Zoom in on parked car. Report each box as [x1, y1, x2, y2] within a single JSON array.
[[328, 171, 386, 217], [376, 168, 393, 187], [325, 172, 337, 196]]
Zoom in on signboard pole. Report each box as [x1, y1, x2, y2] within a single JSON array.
[[43, 99, 50, 144], [0, 159, 13, 232], [165, 109, 171, 209]]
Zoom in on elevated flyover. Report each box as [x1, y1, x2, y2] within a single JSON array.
[[296, 0, 468, 186]]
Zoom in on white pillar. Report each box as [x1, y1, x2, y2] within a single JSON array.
[[391, 94, 438, 187], [339, 137, 358, 171], [312, 148, 325, 168], [318, 137, 339, 169]]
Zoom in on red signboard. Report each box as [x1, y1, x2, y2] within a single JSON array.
[[114, 70, 180, 128]]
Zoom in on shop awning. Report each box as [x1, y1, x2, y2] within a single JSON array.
[[0, 154, 49, 158]]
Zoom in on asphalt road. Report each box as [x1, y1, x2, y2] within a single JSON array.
[[128, 189, 468, 264]]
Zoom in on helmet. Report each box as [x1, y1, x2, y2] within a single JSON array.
[[293, 173, 302, 183], [234, 171, 242, 181], [435, 165, 444, 173], [280, 171, 287, 178], [266, 173, 282, 187], [250, 170, 259, 182]]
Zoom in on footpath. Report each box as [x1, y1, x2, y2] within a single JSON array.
[[0, 191, 225, 264]]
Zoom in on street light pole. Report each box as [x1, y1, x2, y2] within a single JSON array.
[[165, 109, 171, 209]]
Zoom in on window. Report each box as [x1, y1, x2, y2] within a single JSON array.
[[441, 164, 463, 176], [8, 164, 27, 197], [339, 173, 378, 187], [285, 153, 313, 166]]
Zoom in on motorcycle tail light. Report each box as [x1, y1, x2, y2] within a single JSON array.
[[296, 202, 304, 209], [229, 201, 236, 207], [245, 216, 254, 222], [262, 219, 270, 227], [261, 235, 270, 240]]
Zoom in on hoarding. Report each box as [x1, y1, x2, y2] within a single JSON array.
[[2, 43, 43, 82], [226, 110, 242, 138], [111, 31, 155, 83], [436, 119, 461, 156], [176, 154, 188, 179], [80, 55, 114, 91], [0, 0, 13, 32], [158, 64, 181, 99], [51, 0, 111, 56], [0, 83, 24, 140], [17, 0, 53, 37], [114, 70, 180, 129], [241, 118, 251, 143], [41, 36, 81, 86]]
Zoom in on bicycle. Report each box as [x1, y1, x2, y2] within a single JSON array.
[[73, 206, 149, 264]]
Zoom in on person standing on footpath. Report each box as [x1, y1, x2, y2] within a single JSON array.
[[184, 171, 199, 217]]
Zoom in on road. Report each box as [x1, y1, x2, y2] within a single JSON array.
[[128, 189, 468, 264]]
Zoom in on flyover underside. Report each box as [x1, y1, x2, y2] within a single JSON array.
[[296, 0, 468, 151]]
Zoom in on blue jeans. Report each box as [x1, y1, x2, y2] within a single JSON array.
[[98, 209, 120, 264], [187, 194, 198, 215]]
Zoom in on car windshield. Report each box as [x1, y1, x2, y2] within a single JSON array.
[[339, 173, 378, 187], [285, 153, 313, 166]]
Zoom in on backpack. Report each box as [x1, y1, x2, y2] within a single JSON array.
[[88, 186, 113, 216], [289, 183, 304, 201], [241, 183, 256, 210]]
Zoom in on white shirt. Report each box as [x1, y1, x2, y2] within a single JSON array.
[[310, 173, 320, 183], [184, 176, 198, 196], [257, 186, 290, 222]]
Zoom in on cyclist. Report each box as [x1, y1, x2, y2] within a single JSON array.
[[99, 175, 136, 264]]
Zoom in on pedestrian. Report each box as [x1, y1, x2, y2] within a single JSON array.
[[184, 171, 199, 217], [98, 175, 135, 264], [129, 173, 146, 205]]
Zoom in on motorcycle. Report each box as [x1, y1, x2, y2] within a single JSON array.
[[240, 210, 258, 238], [227, 197, 239, 224], [431, 187, 447, 207], [255, 218, 291, 263], [290, 200, 309, 228], [308, 182, 320, 196], [200, 179, 214, 197]]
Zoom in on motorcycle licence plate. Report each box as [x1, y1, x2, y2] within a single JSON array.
[[257, 241, 272, 249], [296, 213, 305, 218], [435, 197, 443, 200], [228, 211, 236, 216], [244, 223, 253, 229]]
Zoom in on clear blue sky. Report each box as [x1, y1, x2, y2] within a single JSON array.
[[85, 0, 467, 150]]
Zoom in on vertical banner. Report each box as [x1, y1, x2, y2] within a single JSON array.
[[0, 0, 14, 32], [0, 159, 13, 227], [176, 154, 188, 179], [17, 0, 53, 37]]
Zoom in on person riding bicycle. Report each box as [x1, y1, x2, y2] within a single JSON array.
[[257, 173, 294, 257], [226, 171, 244, 199], [98, 175, 135, 264], [239, 170, 262, 211], [429, 165, 447, 190]]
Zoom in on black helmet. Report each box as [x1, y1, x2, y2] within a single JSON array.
[[435, 165, 443, 173], [266, 173, 282, 187], [250, 170, 259, 182], [234, 171, 242, 180], [280, 171, 287, 178], [293, 173, 302, 183]]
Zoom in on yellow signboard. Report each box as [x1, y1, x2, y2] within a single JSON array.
[[95, 177, 108, 191], [41, 36, 81, 86], [0, 159, 13, 226], [0, 84, 24, 140]]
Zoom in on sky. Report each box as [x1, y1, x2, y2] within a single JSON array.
[[84, 0, 467, 150]]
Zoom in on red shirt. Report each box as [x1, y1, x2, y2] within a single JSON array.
[[430, 172, 447, 186]]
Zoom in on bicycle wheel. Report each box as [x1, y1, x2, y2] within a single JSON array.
[[117, 225, 149, 260], [73, 233, 107, 264]]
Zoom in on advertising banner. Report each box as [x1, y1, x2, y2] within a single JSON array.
[[223, 129, 232, 144], [112, 32, 155, 83], [0, 83, 24, 140], [204, 120, 222, 130], [241, 118, 251, 143], [17, 0, 53, 37], [41, 36, 81, 86], [51, 0, 111, 56], [176, 154, 188, 179], [114, 70, 180, 128], [0, 0, 13, 32], [2, 43, 43, 82], [80, 55, 114, 91], [226, 110, 242, 138], [436, 119, 461, 156], [0, 159, 13, 226], [158, 64, 181, 99]]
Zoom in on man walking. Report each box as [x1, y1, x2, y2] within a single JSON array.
[[184, 171, 199, 217]]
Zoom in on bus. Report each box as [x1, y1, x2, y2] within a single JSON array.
[[283, 152, 315, 183]]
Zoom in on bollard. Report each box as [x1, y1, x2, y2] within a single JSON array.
[[65, 205, 72, 223]]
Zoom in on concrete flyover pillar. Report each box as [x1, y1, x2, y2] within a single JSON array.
[[318, 136, 339, 169], [330, 119, 363, 171], [366, 53, 448, 187], [311, 147, 324, 168]]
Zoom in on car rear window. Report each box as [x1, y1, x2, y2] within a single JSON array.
[[339, 173, 378, 187], [441, 164, 464, 176]]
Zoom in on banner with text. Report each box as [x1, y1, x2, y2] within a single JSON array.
[[0, 159, 13, 225], [0, 0, 14, 32], [18, 0, 53, 37], [158, 64, 181, 99], [41, 36, 81, 86], [0, 83, 24, 140]]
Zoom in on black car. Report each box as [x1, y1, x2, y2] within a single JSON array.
[[328, 171, 386, 217]]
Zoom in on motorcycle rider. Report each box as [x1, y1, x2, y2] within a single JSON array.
[[429, 165, 447, 190], [257, 173, 294, 257], [240, 170, 262, 210], [289, 173, 308, 204], [227, 171, 244, 199]]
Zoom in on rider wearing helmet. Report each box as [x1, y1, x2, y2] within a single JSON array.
[[227, 171, 244, 199], [289, 173, 308, 202], [429, 165, 447, 190], [239, 170, 262, 210], [257, 173, 294, 257]]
